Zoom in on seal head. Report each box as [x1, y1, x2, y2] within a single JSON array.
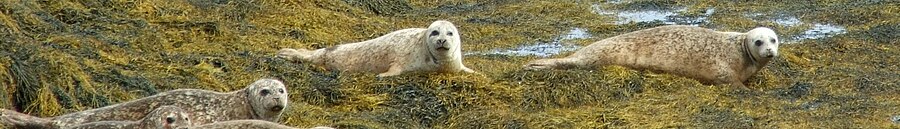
[[744, 27, 779, 64], [246, 79, 289, 122], [424, 20, 462, 63]]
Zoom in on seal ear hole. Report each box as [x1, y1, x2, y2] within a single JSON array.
[[260, 89, 271, 96], [166, 117, 176, 124], [430, 31, 439, 36], [755, 40, 763, 46]]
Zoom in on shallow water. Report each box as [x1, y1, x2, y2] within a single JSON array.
[[793, 23, 848, 41], [774, 16, 802, 27], [893, 115, 900, 124], [467, 28, 589, 57], [592, 3, 714, 26], [746, 13, 848, 43]]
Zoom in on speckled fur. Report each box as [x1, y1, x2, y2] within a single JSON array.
[[526, 25, 780, 88], [277, 20, 476, 77], [65, 106, 192, 129], [187, 120, 297, 129], [1, 109, 51, 128], [3, 79, 288, 128]]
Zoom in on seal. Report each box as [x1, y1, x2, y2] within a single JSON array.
[[187, 120, 298, 129], [0, 78, 289, 128], [0, 108, 50, 128], [65, 106, 192, 129], [525, 25, 780, 89], [277, 20, 476, 77]]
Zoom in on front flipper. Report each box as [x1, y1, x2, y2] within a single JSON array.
[[461, 67, 476, 73], [524, 57, 581, 70], [0, 109, 52, 128], [276, 48, 315, 61], [377, 65, 405, 77]]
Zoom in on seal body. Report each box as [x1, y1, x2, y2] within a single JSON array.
[[65, 106, 192, 129], [1, 79, 288, 128], [278, 20, 475, 77], [525, 25, 780, 88], [187, 120, 297, 129], [0, 109, 51, 128]]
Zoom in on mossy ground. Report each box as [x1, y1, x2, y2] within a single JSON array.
[[1, 0, 898, 128]]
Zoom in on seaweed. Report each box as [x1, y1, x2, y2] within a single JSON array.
[[0, 0, 897, 128]]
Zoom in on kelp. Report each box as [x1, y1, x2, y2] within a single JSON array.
[[0, 0, 897, 128]]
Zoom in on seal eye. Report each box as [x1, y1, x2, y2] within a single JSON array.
[[279, 88, 285, 94], [771, 39, 777, 44], [755, 40, 763, 46], [447, 31, 454, 36], [430, 31, 439, 36], [166, 117, 176, 124], [260, 89, 271, 96]]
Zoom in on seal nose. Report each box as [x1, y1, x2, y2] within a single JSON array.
[[271, 105, 284, 111], [437, 39, 446, 45]]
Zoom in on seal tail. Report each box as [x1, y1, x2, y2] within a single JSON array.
[[0, 109, 52, 128], [524, 57, 582, 70], [277, 48, 316, 61]]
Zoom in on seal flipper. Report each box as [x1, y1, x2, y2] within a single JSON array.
[[524, 57, 582, 70], [0, 109, 52, 129], [277, 48, 316, 61]]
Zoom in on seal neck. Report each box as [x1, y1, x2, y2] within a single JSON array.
[[427, 48, 441, 64], [422, 32, 445, 65], [742, 37, 760, 65], [239, 89, 264, 120]]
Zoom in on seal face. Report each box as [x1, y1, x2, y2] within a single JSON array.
[[745, 27, 779, 62], [0, 79, 289, 128], [66, 106, 192, 129], [141, 106, 192, 129], [424, 21, 462, 61], [246, 79, 289, 122], [277, 20, 476, 77], [525, 25, 780, 89]]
